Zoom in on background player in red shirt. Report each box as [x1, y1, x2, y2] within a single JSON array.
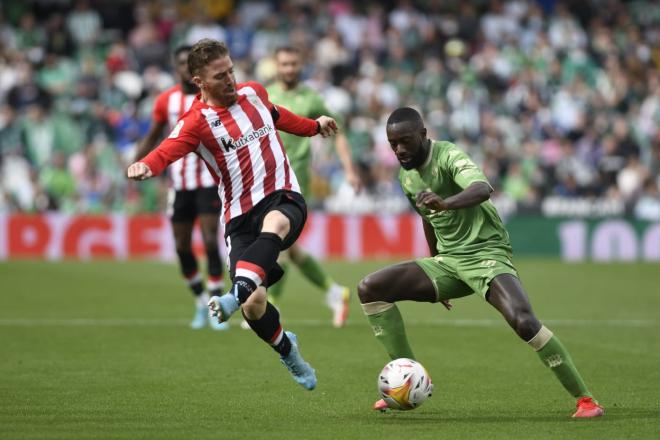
[[127, 39, 339, 390], [134, 46, 227, 331]]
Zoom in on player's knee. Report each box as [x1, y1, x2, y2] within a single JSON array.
[[262, 211, 291, 239], [358, 275, 381, 304], [513, 310, 541, 341], [202, 237, 219, 253], [174, 237, 191, 253]]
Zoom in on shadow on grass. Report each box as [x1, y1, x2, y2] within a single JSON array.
[[356, 407, 660, 425]]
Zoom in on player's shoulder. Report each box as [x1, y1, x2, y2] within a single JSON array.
[[156, 83, 182, 100], [176, 96, 205, 124], [264, 80, 280, 93], [296, 83, 319, 95], [239, 81, 267, 95], [434, 140, 467, 162]]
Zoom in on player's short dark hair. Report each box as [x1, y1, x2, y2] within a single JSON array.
[[187, 39, 230, 76], [275, 46, 302, 57], [387, 107, 424, 126], [173, 45, 193, 58]]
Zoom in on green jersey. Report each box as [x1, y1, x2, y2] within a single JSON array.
[[266, 82, 337, 194], [399, 140, 512, 257]]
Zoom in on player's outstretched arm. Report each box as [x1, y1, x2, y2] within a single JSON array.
[[333, 131, 362, 192], [130, 117, 200, 180], [422, 219, 438, 257], [416, 182, 492, 212], [421, 218, 452, 310], [134, 121, 167, 162]]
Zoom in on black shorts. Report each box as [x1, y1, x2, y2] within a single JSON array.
[[225, 190, 307, 287], [168, 187, 221, 223]]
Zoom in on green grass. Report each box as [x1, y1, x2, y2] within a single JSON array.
[[0, 260, 659, 439]]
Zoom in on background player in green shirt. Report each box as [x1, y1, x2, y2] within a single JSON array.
[[358, 107, 604, 418], [265, 46, 362, 327]]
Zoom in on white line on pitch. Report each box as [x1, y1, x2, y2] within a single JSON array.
[[0, 318, 654, 327]]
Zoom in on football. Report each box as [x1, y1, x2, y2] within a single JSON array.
[[377, 358, 433, 410]]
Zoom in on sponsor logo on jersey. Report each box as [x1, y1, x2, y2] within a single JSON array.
[[220, 124, 274, 152]]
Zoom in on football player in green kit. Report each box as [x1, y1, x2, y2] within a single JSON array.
[[359, 107, 603, 418], [265, 46, 362, 327]]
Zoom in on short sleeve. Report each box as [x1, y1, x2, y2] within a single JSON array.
[[443, 145, 491, 190]]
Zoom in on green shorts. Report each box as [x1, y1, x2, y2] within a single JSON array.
[[415, 252, 519, 301]]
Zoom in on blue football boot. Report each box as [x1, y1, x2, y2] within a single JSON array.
[[280, 331, 317, 390], [208, 291, 240, 323]]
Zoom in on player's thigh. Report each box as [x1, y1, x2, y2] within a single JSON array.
[[198, 214, 219, 245], [225, 232, 255, 280], [360, 261, 436, 303], [415, 256, 473, 302], [170, 190, 198, 250], [455, 253, 519, 300], [195, 188, 221, 234], [264, 192, 307, 250], [170, 190, 197, 225]]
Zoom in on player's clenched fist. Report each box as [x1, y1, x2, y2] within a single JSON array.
[[416, 190, 448, 211], [316, 116, 338, 138], [127, 162, 154, 180]]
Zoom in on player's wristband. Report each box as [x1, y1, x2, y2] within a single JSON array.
[[316, 120, 321, 134]]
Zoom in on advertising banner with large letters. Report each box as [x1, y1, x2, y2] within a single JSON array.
[[0, 214, 658, 262]]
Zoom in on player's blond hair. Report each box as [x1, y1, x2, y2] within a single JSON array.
[[188, 39, 230, 76]]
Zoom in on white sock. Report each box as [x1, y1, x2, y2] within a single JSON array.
[[196, 292, 210, 308]]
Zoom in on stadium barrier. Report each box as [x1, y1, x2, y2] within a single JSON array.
[[0, 213, 658, 261]]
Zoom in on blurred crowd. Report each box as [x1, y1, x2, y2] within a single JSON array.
[[0, 0, 659, 219]]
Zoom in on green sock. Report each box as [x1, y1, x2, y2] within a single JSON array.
[[297, 254, 333, 291], [363, 302, 415, 360], [267, 262, 289, 304], [530, 327, 592, 398]]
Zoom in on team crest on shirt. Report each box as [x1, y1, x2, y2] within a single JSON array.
[[169, 120, 184, 138]]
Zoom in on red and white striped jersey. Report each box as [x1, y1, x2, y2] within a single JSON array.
[[152, 84, 216, 190], [142, 81, 320, 224]]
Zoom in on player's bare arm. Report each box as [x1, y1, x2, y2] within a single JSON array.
[[420, 218, 452, 311], [133, 120, 167, 162], [334, 132, 363, 193], [416, 181, 492, 211]]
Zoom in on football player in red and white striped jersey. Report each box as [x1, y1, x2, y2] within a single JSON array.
[[134, 46, 226, 331], [128, 39, 339, 389]]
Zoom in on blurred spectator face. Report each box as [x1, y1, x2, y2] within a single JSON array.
[[387, 120, 428, 170], [275, 49, 302, 88], [192, 55, 237, 106], [174, 50, 191, 82]]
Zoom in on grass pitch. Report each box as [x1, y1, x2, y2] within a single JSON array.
[[1, 259, 658, 439]]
